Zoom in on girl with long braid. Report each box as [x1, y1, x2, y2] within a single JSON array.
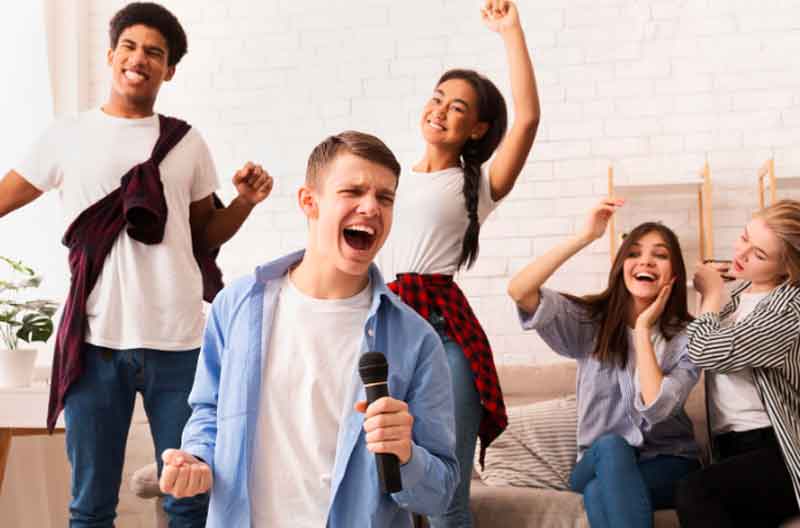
[[384, 1, 540, 526]]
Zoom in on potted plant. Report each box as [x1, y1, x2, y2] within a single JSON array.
[[0, 256, 59, 388]]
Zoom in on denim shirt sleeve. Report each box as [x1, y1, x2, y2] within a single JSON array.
[[180, 293, 225, 470], [390, 330, 459, 515], [517, 287, 596, 360], [634, 331, 700, 425]]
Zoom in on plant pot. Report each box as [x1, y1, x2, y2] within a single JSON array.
[[0, 347, 38, 388]]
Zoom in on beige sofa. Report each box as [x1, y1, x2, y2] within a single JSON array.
[[131, 361, 800, 527], [471, 362, 800, 528]]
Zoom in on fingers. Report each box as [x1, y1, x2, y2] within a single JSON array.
[[360, 397, 414, 465], [171, 461, 191, 496], [602, 197, 625, 207], [658, 282, 673, 302], [159, 461, 180, 494], [162, 461, 212, 498], [257, 174, 273, 194], [159, 450, 211, 498], [187, 463, 210, 495], [233, 162, 271, 189], [595, 198, 624, 216], [362, 396, 408, 419], [232, 161, 254, 185], [487, 0, 508, 15], [481, 0, 508, 20], [363, 407, 414, 434], [366, 439, 411, 456], [365, 424, 412, 444], [161, 448, 180, 466]]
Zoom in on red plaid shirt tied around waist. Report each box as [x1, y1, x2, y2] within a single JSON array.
[[47, 115, 224, 432], [388, 273, 507, 464]]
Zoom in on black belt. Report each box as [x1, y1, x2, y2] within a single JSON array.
[[715, 426, 777, 460]]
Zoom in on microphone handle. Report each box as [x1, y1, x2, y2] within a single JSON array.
[[365, 382, 403, 493]]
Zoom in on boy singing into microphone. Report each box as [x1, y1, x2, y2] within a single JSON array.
[[160, 131, 459, 527]]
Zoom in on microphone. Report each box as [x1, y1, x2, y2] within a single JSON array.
[[358, 351, 403, 494]]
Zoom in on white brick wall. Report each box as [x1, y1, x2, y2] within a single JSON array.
[[72, 0, 800, 366]]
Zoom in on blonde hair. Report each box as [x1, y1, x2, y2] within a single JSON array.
[[755, 199, 800, 285]]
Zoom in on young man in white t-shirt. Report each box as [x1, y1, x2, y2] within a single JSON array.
[[158, 131, 459, 528], [0, 3, 272, 527]]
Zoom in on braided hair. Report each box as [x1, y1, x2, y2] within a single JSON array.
[[437, 69, 507, 270]]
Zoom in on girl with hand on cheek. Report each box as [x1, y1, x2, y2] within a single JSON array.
[[508, 199, 701, 528]]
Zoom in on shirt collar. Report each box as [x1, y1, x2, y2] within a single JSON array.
[[730, 280, 800, 313], [253, 249, 403, 317]]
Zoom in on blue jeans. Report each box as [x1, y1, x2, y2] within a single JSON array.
[[427, 311, 482, 528], [64, 343, 208, 528], [570, 434, 700, 528]]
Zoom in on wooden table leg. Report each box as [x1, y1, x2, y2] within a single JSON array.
[[0, 428, 11, 494]]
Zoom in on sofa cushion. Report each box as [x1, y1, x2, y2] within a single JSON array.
[[477, 396, 577, 490], [471, 483, 588, 528]]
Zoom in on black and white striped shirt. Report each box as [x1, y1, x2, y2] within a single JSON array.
[[687, 281, 800, 508]]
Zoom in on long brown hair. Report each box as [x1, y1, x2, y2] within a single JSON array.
[[563, 222, 694, 369]]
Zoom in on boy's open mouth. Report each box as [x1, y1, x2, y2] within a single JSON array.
[[343, 225, 376, 251]]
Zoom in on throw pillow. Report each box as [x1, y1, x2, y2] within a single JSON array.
[[476, 395, 577, 490]]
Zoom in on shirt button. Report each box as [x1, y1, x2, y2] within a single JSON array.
[[367, 328, 374, 337]]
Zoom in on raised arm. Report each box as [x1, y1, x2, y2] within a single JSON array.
[[190, 162, 273, 252], [508, 198, 623, 313], [482, 0, 541, 201], [0, 170, 43, 218]]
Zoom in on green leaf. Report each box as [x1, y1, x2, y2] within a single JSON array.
[[0, 310, 21, 324], [0, 257, 59, 345], [18, 299, 59, 317], [0, 256, 35, 276], [16, 313, 54, 344]]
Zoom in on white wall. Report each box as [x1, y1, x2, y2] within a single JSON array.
[[46, 0, 800, 365]]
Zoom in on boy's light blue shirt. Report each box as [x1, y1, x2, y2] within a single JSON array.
[[181, 250, 459, 527]]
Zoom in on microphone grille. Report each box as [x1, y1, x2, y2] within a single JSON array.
[[358, 351, 388, 385]]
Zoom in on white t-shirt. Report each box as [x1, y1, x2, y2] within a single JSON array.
[[708, 291, 772, 434], [379, 165, 501, 278], [16, 109, 219, 350], [250, 273, 372, 527]]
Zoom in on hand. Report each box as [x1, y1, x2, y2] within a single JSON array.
[[481, 0, 521, 34], [636, 279, 674, 330], [579, 198, 624, 243], [159, 449, 213, 499], [355, 396, 414, 465], [233, 162, 273, 206], [693, 261, 725, 298], [704, 260, 734, 281]]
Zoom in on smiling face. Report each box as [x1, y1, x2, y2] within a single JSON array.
[[728, 217, 787, 289], [106, 24, 174, 114], [300, 152, 397, 278], [622, 230, 675, 303], [420, 78, 488, 150]]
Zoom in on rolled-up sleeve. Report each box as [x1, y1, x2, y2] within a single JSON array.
[[517, 287, 596, 360], [391, 331, 459, 515], [634, 333, 700, 425]]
